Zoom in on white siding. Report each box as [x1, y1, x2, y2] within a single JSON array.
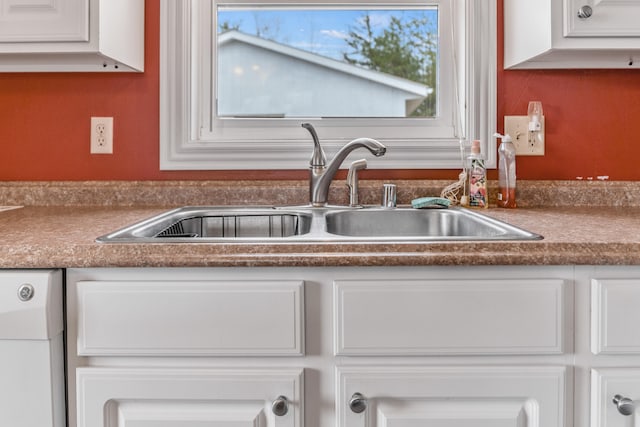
[[218, 40, 426, 117]]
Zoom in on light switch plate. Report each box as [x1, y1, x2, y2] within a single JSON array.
[[504, 115, 545, 156]]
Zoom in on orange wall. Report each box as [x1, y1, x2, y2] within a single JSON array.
[[0, 2, 639, 181]]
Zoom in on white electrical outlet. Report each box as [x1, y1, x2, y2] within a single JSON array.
[[504, 115, 545, 156], [90, 117, 113, 154]]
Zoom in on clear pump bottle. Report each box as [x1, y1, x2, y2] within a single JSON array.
[[495, 132, 517, 208]]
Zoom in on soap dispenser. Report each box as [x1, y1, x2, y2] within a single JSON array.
[[465, 139, 487, 208], [495, 132, 517, 208]]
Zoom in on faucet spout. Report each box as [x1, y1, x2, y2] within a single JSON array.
[[302, 123, 386, 207]]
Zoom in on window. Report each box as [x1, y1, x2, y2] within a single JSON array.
[[160, 0, 496, 170], [217, 7, 437, 119]]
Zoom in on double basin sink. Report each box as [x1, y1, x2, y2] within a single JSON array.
[[97, 205, 542, 243]]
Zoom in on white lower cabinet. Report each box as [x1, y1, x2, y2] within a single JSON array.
[[591, 368, 640, 427], [76, 367, 303, 427], [75, 279, 305, 356], [583, 267, 640, 427], [335, 278, 568, 356], [591, 277, 640, 355], [66, 266, 574, 427], [338, 366, 567, 427]]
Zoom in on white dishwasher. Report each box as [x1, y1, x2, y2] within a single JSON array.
[[0, 270, 65, 427]]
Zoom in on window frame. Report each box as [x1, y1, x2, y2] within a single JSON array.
[[160, 0, 496, 170]]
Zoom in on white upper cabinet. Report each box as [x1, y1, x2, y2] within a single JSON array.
[[504, 0, 640, 69], [0, 0, 88, 43], [0, 0, 144, 72], [565, 0, 640, 37]]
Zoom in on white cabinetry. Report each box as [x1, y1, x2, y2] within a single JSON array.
[[591, 368, 640, 427], [66, 266, 573, 427], [335, 278, 567, 355], [564, 0, 640, 38], [0, 0, 87, 43], [67, 270, 305, 427], [573, 266, 640, 427], [77, 367, 303, 427], [591, 277, 640, 355], [334, 272, 571, 427], [0, 0, 144, 72], [76, 279, 304, 356], [504, 0, 640, 69], [338, 366, 567, 427]]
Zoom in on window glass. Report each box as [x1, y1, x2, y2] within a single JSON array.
[[216, 7, 438, 118]]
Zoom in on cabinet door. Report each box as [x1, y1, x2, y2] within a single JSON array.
[[565, 0, 640, 37], [0, 0, 88, 42], [591, 278, 640, 354], [76, 367, 303, 427], [591, 368, 640, 426], [337, 366, 567, 427]]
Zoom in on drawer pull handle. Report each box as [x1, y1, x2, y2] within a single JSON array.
[[349, 393, 367, 414], [577, 5, 593, 19], [272, 395, 289, 416], [613, 394, 634, 416]]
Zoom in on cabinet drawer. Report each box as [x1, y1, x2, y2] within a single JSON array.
[[335, 278, 568, 355], [76, 280, 304, 356], [591, 368, 640, 426], [77, 367, 303, 427], [592, 278, 640, 354]]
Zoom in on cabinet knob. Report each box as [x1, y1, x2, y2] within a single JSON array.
[[271, 395, 289, 417], [577, 5, 593, 19], [17, 283, 35, 301], [349, 392, 367, 414], [613, 394, 634, 416]]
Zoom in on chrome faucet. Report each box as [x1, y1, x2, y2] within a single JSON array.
[[302, 123, 386, 207]]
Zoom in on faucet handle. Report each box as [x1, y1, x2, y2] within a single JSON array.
[[302, 123, 326, 167]]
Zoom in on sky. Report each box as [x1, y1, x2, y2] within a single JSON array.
[[217, 7, 438, 61]]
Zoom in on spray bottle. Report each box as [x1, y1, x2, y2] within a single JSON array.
[[495, 132, 517, 208]]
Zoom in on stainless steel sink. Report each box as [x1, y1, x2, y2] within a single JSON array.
[[97, 207, 313, 242], [324, 208, 541, 240], [97, 206, 542, 243]]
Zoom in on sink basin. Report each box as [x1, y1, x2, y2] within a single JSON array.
[[97, 206, 542, 243], [97, 207, 313, 242], [324, 208, 541, 240]]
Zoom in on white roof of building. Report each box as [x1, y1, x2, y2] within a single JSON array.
[[218, 30, 432, 98]]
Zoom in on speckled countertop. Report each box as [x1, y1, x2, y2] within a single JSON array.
[[0, 180, 639, 268]]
